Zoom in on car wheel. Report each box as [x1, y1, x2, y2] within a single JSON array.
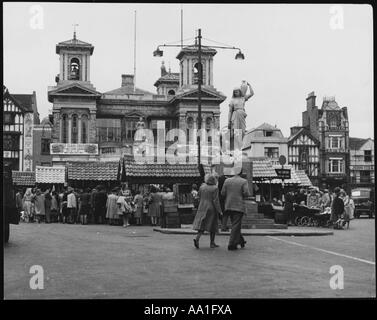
[[300, 216, 309, 226], [4, 223, 10, 243]]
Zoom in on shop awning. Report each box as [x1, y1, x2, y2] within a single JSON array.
[[260, 165, 311, 186], [35, 166, 66, 184], [12, 171, 35, 186], [67, 162, 119, 181], [119, 156, 202, 183], [295, 170, 313, 187], [252, 160, 278, 180]]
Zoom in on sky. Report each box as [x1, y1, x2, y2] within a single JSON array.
[[3, 3, 374, 139]]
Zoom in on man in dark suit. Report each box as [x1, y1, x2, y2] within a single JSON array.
[[217, 175, 229, 231], [221, 170, 251, 250]]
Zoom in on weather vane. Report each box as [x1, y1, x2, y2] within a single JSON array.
[[73, 23, 79, 39]]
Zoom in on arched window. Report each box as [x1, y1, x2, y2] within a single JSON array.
[[81, 114, 88, 143], [187, 117, 194, 129], [71, 114, 78, 143], [205, 117, 213, 130], [61, 114, 68, 143], [193, 62, 203, 84], [69, 58, 80, 80], [168, 89, 175, 96]]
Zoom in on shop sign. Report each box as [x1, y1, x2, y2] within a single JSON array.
[[275, 168, 291, 180], [50, 143, 98, 155]]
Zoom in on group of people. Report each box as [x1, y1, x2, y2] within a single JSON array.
[[15, 185, 175, 228], [191, 170, 251, 251], [281, 187, 355, 229]]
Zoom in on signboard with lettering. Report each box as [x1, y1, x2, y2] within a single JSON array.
[[50, 143, 99, 155], [275, 168, 291, 180]]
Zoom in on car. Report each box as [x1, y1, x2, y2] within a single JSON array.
[[3, 163, 20, 243], [352, 188, 374, 219]]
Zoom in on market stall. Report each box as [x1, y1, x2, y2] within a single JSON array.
[[118, 155, 204, 227], [35, 166, 66, 192]]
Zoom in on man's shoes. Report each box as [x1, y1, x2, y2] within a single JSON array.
[[193, 239, 199, 249], [210, 243, 219, 248], [228, 245, 238, 251], [240, 240, 247, 248]]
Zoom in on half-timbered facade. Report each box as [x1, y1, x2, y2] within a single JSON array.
[[3, 86, 39, 171], [288, 126, 320, 185]]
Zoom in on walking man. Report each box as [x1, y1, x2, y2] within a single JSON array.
[[221, 170, 251, 250]]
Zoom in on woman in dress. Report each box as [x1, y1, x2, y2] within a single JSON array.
[[192, 174, 222, 249], [228, 82, 254, 139], [50, 191, 59, 222], [133, 190, 144, 226], [79, 188, 91, 225], [148, 186, 162, 226], [44, 189, 52, 223], [341, 190, 354, 229], [33, 189, 46, 223], [106, 188, 119, 225], [23, 188, 34, 223]]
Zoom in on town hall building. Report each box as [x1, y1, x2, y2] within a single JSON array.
[[47, 32, 226, 187]]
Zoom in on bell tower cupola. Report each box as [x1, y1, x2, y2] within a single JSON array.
[[55, 30, 94, 86], [176, 46, 217, 88]]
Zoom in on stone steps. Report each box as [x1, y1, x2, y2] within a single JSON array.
[[241, 223, 287, 229]]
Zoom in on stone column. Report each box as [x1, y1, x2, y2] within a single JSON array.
[[68, 114, 72, 143], [87, 55, 90, 82], [60, 55, 63, 82], [89, 111, 96, 143], [82, 55, 86, 81], [78, 115, 82, 143], [64, 54, 68, 80]]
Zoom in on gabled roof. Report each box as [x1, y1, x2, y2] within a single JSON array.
[[104, 86, 154, 96], [12, 94, 34, 112], [176, 45, 217, 60], [254, 123, 280, 131], [349, 137, 371, 150], [48, 83, 101, 102], [170, 86, 226, 104], [288, 127, 320, 145], [56, 37, 94, 54], [154, 72, 180, 87]]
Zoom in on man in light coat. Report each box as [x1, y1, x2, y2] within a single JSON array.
[[221, 170, 251, 250]]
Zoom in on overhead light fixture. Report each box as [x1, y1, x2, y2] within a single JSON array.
[[153, 47, 163, 57], [235, 50, 245, 60]]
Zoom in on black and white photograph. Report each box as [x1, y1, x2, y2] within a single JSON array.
[[2, 2, 375, 305]]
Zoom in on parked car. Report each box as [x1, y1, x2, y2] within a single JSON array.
[[3, 163, 20, 243], [351, 188, 374, 219]]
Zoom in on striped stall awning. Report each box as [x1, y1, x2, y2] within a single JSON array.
[[252, 160, 278, 179], [35, 166, 66, 184], [12, 171, 36, 186], [67, 162, 119, 181], [295, 170, 313, 187]]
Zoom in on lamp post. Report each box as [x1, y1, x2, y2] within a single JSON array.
[[154, 29, 245, 166]]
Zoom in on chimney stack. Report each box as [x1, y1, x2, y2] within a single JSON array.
[[121, 74, 135, 89], [306, 91, 316, 109], [290, 126, 302, 137]]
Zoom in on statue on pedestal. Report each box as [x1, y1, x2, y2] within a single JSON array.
[[228, 81, 254, 139]]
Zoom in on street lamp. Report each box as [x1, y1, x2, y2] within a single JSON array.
[[154, 29, 245, 167], [153, 47, 163, 57]]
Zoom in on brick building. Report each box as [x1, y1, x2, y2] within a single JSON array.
[[302, 91, 350, 191], [349, 137, 374, 190]]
